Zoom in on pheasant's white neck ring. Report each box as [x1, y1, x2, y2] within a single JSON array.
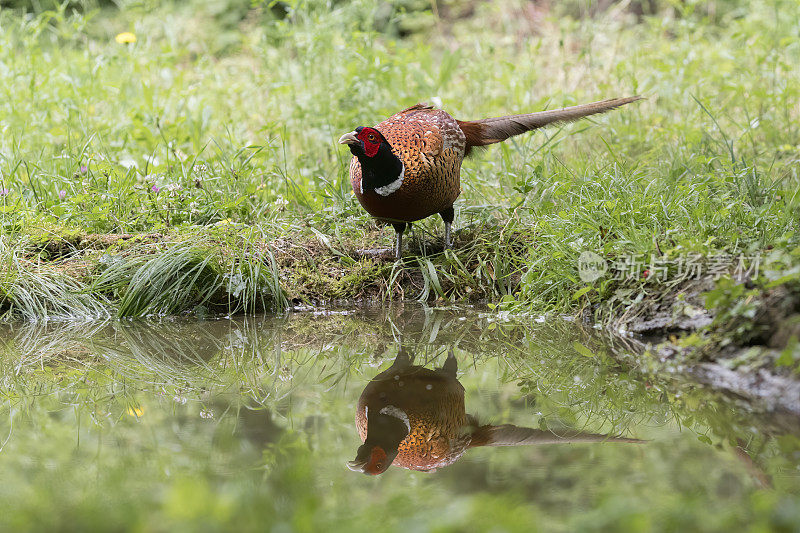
[[379, 405, 411, 432], [373, 164, 404, 197]]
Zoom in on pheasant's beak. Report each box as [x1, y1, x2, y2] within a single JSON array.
[[346, 458, 367, 472], [338, 131, 359, 145]]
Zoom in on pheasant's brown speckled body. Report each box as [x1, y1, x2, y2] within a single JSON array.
[[355, 354, 470, 471], [339, 97, 641, 259], [349, 105, 466, 224]]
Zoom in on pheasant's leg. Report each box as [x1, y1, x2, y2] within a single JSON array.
[[439, 206, 455, 249], [391, 222, 406, 260], [441, 348, 457, 378], [393, 346, 413, 368]]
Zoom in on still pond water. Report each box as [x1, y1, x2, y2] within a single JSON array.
[[0, 306, 798, 532]]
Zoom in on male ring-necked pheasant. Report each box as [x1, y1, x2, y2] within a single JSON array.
[[339, 96, 641, 259], [348, 348, 643, 475]]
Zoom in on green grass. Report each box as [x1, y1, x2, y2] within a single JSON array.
[[0, 0, 799, 318], [0, 235, 111, 320], [93, 236, 286, 317], [0, 228, 288, 319]]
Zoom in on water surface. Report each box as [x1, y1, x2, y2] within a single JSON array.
[[0, 306, 798, 531]]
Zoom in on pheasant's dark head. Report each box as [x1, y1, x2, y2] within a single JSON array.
[[347, 444, 397, 476], [339, 126, 403, 193], [338, 126, 388, 158]]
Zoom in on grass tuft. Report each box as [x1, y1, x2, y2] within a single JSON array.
[[0, 239, 110, 321], [92, 238, 287, 318]]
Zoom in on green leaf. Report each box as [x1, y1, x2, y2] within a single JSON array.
[[776, 336, 799, 368], [573, 341, 595, 358], [572, 286, 593, 301]]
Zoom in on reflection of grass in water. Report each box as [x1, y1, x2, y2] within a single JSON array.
[[501, 326, 659, 434], [94, 321, 226, 384], [0, 308, 797, 529], [0, 308, 786, 448], [0, 307, 796, 492]]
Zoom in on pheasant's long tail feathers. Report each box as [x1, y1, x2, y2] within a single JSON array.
[[469, 424, 646, 448], [458, 96, 642, 150]]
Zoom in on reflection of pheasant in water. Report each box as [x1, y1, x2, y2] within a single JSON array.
[[348, 348, 644, 475]]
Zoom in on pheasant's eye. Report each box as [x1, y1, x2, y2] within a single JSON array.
[[367, 133, 376, 142]]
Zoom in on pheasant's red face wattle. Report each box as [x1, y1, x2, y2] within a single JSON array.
[[356, 127, 382, 157], [364, 446, 388, 475]]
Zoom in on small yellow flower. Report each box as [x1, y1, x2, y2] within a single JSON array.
[[115, 32, 137, 44], [127, 405, 144, 417]]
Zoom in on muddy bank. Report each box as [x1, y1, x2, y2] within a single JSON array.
[[606, 276, 800, 415]]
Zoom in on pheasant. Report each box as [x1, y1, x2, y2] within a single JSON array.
[[347, 348, 644, 475], [339, 96, 641, 259]]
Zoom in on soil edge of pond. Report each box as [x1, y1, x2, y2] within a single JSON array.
[[605, 277, 800, 416]]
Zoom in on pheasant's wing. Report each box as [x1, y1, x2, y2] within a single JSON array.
[[469, 424, 646, 447], [378, 108, 466, 209]]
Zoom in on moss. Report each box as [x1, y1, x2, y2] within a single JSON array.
[[331, 259, 391, 299], [25, 225, 85, 258], [284, 258, 388, 301]]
